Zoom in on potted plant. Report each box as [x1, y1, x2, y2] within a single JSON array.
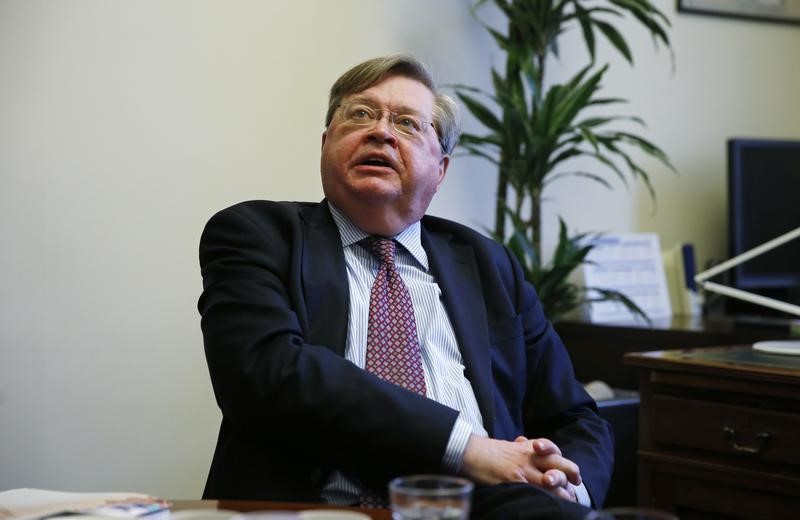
[[455, 0, 674, 322]]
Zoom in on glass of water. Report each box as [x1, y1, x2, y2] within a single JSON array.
[[584, 507, 678, 520], [389, 475, 473, 520]]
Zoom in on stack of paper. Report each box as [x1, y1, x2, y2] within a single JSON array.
[[0, 488, 169, 520]]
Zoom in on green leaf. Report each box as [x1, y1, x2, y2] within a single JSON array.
[[449, 83, 490, 96], [460, 134, 502, 150], [547, 65, 607, 135], [457, 145, 500, 166], [610, 0, 671, 46], [594, 20, 633, 64], [576, 116, 616, 128], [456, 92, 504, 133], [588, 97, 628, 106], [548, 146, 584, 166], [585, 150, 629, 187], [545, 171, 615, 190], [487, 27, 510, 50], [575, 4, 596, 62], [586, 286, 652, 325], [615, 131, 676, 170]]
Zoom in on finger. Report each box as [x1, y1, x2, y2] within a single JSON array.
[[531, 438, 561, 456], [520, 466, 544, 487], [543, 469, 567, 489], [545, 456, 581, 486], [514, 436, 529, 444], [559, 458, 581, 486], [532, 451, 582, 486], [554, 483, 578, 502], [551, 486, 574, 502]]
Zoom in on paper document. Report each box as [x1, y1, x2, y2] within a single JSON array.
[[0, 488, 168, 520]]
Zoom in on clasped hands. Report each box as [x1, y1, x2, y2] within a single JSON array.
[[461, 434, 581, 502]]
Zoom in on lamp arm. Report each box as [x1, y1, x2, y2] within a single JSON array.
[[699, 281, 800, 318], [695, 226, 800, 283]]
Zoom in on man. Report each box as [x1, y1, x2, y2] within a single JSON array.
[[198, 55, 613, 519]]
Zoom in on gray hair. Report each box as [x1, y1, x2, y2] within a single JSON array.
[[325, 54, 461, 155]]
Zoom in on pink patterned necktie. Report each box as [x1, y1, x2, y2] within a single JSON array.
[[360, 237, 426, 509], [364, 237, 427, 396]]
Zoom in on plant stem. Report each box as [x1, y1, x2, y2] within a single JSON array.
[[529, 49, 546, 260], [495, 161, 509, 239]]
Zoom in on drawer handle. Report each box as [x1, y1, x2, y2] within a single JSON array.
[[723, 426, 770, 455]]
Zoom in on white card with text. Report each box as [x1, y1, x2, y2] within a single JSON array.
[[581, 233, 672, 323]]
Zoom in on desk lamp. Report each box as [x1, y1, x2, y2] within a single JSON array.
[[695, 226, 800, 355]]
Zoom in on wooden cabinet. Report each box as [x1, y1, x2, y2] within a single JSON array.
[[625, 346, 800, 519]]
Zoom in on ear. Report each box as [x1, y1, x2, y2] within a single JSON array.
[[435, 155, 450, 189]]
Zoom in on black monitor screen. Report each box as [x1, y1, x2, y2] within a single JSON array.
[[728, 138, 800, 296]]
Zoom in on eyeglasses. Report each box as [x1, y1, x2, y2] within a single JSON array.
[[336, 102, 435, 140]]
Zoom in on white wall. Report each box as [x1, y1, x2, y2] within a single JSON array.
[[0, 0, 499, 499], [1, 0, 798, 498]]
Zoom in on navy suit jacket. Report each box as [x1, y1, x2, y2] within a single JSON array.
[[198, 200, 613, 504]]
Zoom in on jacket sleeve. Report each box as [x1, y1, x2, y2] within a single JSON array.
[[501, 247, 614, 506], [198, 203, 459, 483]]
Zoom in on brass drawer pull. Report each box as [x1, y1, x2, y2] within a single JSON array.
[[723, 426, 770, 454]]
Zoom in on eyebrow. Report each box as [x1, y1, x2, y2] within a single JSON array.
[[346, 95, 427, 118]]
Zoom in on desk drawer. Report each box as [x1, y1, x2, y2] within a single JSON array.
[[650, 395, 800, 465]]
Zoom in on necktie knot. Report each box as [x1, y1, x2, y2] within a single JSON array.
[[364, 236, 397, 267]]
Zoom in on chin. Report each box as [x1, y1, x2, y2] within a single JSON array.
[[348, 178, 401, 204], [357, 190, 402, 208]]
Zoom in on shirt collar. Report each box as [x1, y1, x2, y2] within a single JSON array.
[[327, 202, 429, 270]]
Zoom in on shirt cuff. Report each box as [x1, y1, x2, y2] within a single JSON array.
[[572, 482, 591, 507], [441, 415, 473, 473]]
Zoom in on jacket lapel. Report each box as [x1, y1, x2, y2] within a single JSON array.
[[299, 202, 350, 357], [422, 227, 496, 436]]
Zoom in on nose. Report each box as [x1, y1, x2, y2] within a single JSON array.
[[365, 114, 398, 145]]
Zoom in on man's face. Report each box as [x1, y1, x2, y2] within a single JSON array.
[[320, 75, 449, 235]]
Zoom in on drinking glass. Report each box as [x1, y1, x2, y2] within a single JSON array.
[[584, 507, 678, 520], [389, 475, 473, 520]]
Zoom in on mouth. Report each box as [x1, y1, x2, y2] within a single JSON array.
[[354, 153, 397, 171]]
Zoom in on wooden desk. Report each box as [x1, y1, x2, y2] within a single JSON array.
[[625, 346, 800, 519], [170, 499, 390, 520], [556, 315, 794, 390]]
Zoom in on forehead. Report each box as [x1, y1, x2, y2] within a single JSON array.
[[344, 75, 435, 115]]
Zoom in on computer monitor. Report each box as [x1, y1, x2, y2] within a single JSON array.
[[728, 138, 800, 315]]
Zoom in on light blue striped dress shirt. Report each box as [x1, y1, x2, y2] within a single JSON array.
[[321, 204, 487, 504]]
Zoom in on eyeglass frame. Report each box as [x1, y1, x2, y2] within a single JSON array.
[[334, 102, 443, 150]]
